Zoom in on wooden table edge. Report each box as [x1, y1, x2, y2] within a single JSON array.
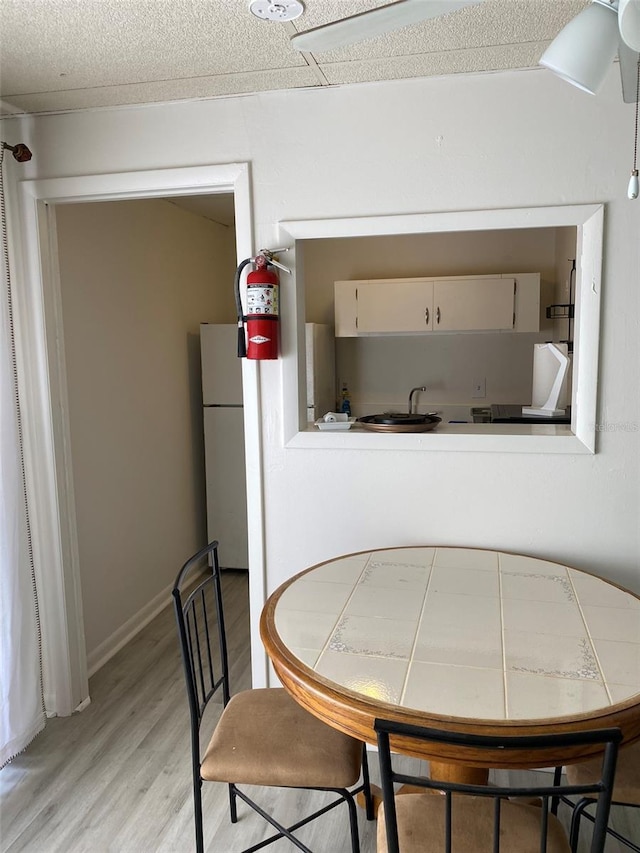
[[260, 549, 640, 770]]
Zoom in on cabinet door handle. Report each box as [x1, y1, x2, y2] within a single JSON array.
[[436, 306, 441, 325], [425, 307, 429, 325]]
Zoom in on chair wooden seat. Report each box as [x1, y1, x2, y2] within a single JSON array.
[[202, 687, 363, 789], [377, 794, 571, 853]]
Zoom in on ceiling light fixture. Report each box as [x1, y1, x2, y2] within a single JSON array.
[[619, 0, 640, 49], [540, 0, 620, 95], [540, 0, 640, 199]]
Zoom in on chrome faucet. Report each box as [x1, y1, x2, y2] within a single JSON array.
[[408, 386, 426, 414]]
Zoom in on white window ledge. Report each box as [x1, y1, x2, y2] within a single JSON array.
[[286, 423, 591, 454]]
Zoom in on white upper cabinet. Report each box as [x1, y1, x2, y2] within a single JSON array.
[[334, 273, 541, 336], [358, 279, 433, 333], [433, 277, 514, 331]]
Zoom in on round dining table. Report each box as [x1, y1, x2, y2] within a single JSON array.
[[260, 546, 640, 784]]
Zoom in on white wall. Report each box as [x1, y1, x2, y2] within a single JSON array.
[[7, 65, 640, 686], [55, 198, 236, 663]]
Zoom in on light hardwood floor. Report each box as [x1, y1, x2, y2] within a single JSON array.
[[1, 570, 637, 852]]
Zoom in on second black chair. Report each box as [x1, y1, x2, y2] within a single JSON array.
[[553, 742, 640, 852], [173, 540, 374, 853], [374, 717, 622, 853]]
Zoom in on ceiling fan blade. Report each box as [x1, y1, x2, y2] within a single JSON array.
[[290, 0, 484, 53], [618, 39, 640, 103]]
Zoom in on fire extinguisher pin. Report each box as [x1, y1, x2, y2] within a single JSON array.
[[264, 257, 291, 274], [257, 247, 291, 275]]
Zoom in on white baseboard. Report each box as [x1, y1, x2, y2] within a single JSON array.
[[86, 581, 174, 677]]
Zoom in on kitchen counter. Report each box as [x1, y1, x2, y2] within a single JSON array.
[[289, 419, 584, 454], [473, 405, 572, 425]]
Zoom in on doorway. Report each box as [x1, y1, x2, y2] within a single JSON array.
[[54, 195, 237, 675], [16, 164, 267, 716]]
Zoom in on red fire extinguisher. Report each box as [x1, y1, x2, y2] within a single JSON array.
[[235, 249, 290, 360]]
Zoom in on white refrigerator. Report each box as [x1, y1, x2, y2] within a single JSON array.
[[201, 322, 335, 570], [201, 324, 248, 570], [305, 323, 336, 422]]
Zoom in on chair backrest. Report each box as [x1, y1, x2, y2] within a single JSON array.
[[173, 540, 231, 735], [374, 718, 622, 853]]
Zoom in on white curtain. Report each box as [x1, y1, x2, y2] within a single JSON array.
[[0, 147, 46, 768]]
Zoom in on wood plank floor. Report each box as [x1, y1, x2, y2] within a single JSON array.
[[1, 569, 637, 852]]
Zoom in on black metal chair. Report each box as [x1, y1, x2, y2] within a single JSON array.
[[553, 741, 640, 852], [173, 540, 374, 853], [374, 717, 622, 853]]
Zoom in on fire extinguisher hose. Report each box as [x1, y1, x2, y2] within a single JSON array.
[[234, 257, 253, 358]]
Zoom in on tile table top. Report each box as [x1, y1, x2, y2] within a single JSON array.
[[273, 548, 640, 722]]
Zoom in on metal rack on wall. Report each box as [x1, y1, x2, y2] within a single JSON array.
[[546, 258, 575, 354]]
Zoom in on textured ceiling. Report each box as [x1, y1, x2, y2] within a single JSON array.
[[0, 0, 592, 117]]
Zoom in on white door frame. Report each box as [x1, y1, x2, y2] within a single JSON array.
[[14, 163, 268, 715]]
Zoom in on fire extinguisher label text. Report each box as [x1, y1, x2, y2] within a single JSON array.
[[247, 285, 279, 315]]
